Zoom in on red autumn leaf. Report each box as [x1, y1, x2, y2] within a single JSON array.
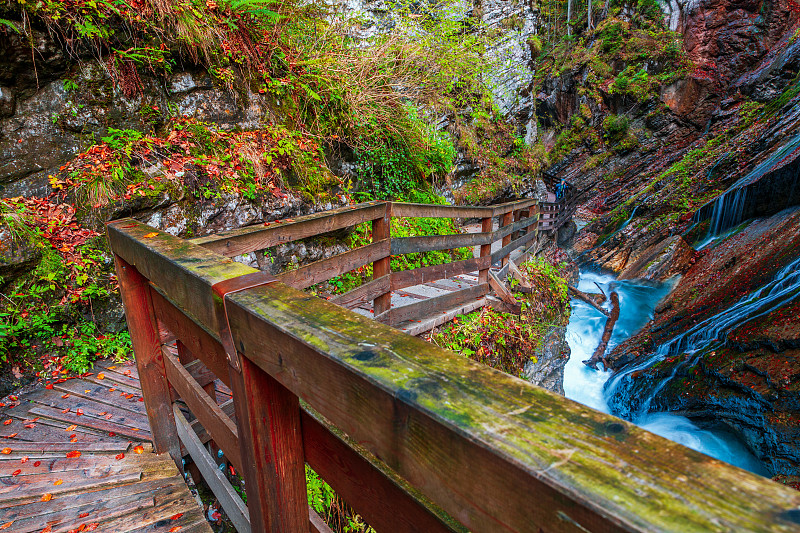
[[115, 453, 125, 460], [0, 522, 13, 529], [70, 437, 78, 443], [66, 425, 77, 431], [3, 420, 11, 426], [168, 527, 181, 532], [133, 445, 144, 454], [61, 394, 69, 399], [86, 524, 99, 531], [0, 448, 11, 454], [97, 373, 104, 380], [5, 433, 16, 438], [75, 409, 84, 416], [20, 456, 28, 463], [108, 432, 116, 437], [11, 469, 20, 476], [123, 369, 131, 376], [33, 461, 41, 467], [45, 383, 53, 389], [66, 451, 81, 458], [78, 513, 89, 518], [143, 232, 158, 238], [53, 479, 63, 486], [24, 424, 35, 429], [61, 409, 69, 414], [41, 493, 52, 502], [170, 513, 184, 520]]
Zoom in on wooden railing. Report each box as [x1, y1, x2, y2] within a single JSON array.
[[109, 215, 800, 533], [189, 199, 542, 326]]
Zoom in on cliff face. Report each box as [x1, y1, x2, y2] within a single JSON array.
[[539, 0, 800, 476]]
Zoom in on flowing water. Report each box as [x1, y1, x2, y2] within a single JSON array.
[[563, 270, 769, 475]]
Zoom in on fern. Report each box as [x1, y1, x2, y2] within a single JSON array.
[[0, 18, 19, 33], [224, 0, 280, 21]]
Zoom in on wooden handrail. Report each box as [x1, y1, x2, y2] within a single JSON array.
[[109, 219, 800, 533]]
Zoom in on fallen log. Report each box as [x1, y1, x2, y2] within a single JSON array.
[[583, 291, 620, 370], [569, 286, 609, 317]]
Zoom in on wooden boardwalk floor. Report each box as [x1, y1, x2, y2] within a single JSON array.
[[0, 359, 211, 533]]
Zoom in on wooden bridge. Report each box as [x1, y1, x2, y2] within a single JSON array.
[[189, 197, 569, 335], [102, 192, 800, 532]]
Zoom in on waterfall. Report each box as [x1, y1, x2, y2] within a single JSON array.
[[695, 132, 800, 239], [605, 254, 800, 420]]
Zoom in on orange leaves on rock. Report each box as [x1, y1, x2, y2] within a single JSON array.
[[1, 448, 11, 455], [133, 445, 144, 454], [66, 450, 81, 458], [115, 453, 125, 460], [143, 232, 158, 238]]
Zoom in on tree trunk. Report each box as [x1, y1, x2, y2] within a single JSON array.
[[567, 0, 572, 35], [583, 291, 619, 370], [587, 0, 593, 30]]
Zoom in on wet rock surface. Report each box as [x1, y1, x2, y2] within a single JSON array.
[[606, 208, 800, 475]]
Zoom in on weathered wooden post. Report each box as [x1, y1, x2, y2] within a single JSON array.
[[114, 255, 182, 469], [478, 215, 493, 283], [214, 274, 308, 532], [500, 211, 513, 266], [372, 202, 392, 316]]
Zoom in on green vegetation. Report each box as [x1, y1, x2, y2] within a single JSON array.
[[431, 257, 571, 377], [306, 466, 374, 532]]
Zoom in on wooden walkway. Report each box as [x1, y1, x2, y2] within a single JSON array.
[[0, 359, 211, 533]]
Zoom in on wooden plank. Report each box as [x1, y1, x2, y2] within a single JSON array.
[[173, 405, 250, 533], [329, 275, 390, 309], [228, 356, 306, 532], [372, 204, 392, 316], [52, 380, 146, 416], [26, 389, 151, 431], [114, 255, 181, 468], [28, 405, 151, 442], [490, 230, 539, 265], [492, 213, 539, 242], [478, 216, 493, 284], [7, 496, 154, 533], [0, 441, 130, 454], [390, 232, 492, 256], [190, 202, 387, 257], [490, 199, 539, 217], [277, 239, 390, 290], [309, 508, 335, 533], [500, 211, 513, 267], [150, 288, 230, 388], [162, 348, 242, 472], [375, 284, 489, 326], [390, 257, 490, 292], [0, 470, 142, 501], [390, 203, 492, 219], [0, 476, 182, 520], [302, 409, 461, 533], [487, 271, 520, 313], [399, 297, 488, 337], [108, 219, 800, 533]]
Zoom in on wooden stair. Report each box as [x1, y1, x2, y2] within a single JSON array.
[[0, 359, 211, 533]]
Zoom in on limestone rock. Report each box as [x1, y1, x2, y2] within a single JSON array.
[[0, 225, 41, 283]]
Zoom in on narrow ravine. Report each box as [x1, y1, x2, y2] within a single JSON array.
[[563, 269, 768, 475]]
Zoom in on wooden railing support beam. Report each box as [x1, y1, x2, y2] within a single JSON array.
[[478, 216, 492, 284], [500, 211, 513, 267], [114, 255, 182, 470], [372, 202, 392, 316], [230, 355, 307, 532]]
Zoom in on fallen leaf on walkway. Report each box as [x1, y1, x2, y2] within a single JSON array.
[[0, 448, 11, 454], [11, 469, 20, 476], [115, 453, 125, 460], [41, 494, 52, 502], [143, 232, 158, 238], [134, 445, 144, 454], [0, 522, 13, 529], [97, 373, 104, 380], [66, 451, 81, 458], [53, 479, 62, 486], [66, 425, 77, 431]]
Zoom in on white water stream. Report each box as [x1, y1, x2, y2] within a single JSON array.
[[563, 270, 768, 475]]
